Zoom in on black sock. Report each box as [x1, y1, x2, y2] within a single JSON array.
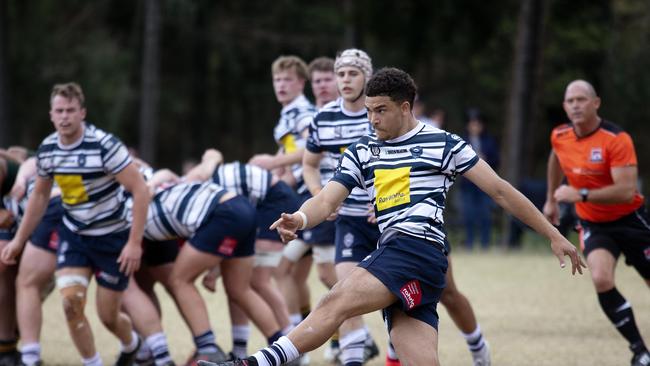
[[0, 339, 18, 354], [598, 288, 647, 352]]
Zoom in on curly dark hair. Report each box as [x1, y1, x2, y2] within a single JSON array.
[[366, 67, 417, 110]]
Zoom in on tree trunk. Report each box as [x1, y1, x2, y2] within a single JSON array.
[[139, 0, 161, 164], [501, 0, 547, 246], [0, 0, 8, 147]]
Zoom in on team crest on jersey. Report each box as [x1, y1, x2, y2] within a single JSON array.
[[78, 153, 86, 167], [343, 233, 354, 247], [410, 146, 423, 158], [370, 145, 381, 157], [590, 148, 603, 163]]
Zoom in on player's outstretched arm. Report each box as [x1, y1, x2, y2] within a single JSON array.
[[464, 159, 586, 275], [183, 149, 223, 182], [1, 176, 53, 264], [270, 181, 349, 243], [115, 163, 150, 275]]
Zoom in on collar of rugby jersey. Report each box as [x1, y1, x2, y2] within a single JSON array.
[[281, 94, 311, 114], [385, 120, 425, 144]]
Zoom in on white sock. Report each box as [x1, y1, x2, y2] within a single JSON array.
[[82, 352, 103, 366], [145, 332, 173, 366], [232, 325, 250, 359], [20, 343, 41, 366], [289, 313, 302, 326], [461, 324, 486, 352], [282, 325, 295, 335], [339, 328, 366, 365], [387, 340, 398, 360], [121, 330, 140, 353], [252, 336, 300, 366]]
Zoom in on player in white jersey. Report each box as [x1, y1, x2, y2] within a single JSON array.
[[251, 56, 338, 332], [1, 83, 151, 366], [0, 153, 22, 366], [184, 149, 297, 359], [205, 68, 585, 366], [303, 49, 379, 366]]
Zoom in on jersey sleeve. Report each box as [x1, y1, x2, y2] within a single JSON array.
[[306, 116, 323, 153], [331, 145, 364, 192], [441, 133, 479, 175], [100, 134, 132, 175], [35, 144, 53, 179], [608, 132, 637, 167]]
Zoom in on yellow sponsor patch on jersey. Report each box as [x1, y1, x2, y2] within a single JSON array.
[[374, 167, 411, 211], [54, 174, 89, 205], [340, 146, 347, 153], [280, 134, 297, 153]]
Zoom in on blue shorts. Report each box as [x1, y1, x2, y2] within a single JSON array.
[[30, 197, 63, 253], [299, 192, 335, 246], [335, 215, 380, 263], [358, 231, 448, 331], [189, 195, 256, 258], [56, 225, 130, 291], [0, 225, 15, 241], [256, 181, 300, 242], [142, 238, 179, 266]]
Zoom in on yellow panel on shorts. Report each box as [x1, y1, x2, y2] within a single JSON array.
[[374, 167, 411, 211], [54, 174, 89, 205], [280, 134, 297, 153]]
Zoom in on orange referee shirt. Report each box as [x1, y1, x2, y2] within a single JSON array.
[[550, 120, 644, 223]]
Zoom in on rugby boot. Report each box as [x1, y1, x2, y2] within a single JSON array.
[[115, 336, 143, 366], [471, 341, 491, 366]]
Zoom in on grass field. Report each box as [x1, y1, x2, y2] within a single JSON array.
[[38, 249, 650, 366]]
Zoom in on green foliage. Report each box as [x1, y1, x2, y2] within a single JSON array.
[[2, 0, 649, 192]]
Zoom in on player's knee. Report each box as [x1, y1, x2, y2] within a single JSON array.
[[57, 275, 89, 326], [591, 271, 614, 291]]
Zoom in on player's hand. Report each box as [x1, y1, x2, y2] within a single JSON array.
[[0, 239, 23, 265], [270, 212, 302, 244], [542, 200, 560, 226], [202, 149, 223, 164], [550, 235, 586, 275], [117, 241, 142, 276], [202, 274, 218, 293], [249, 154, 276, 170], [553, 185, 580, 203]]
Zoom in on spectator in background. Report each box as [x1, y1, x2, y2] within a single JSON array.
[[460, 108, 499, 250], [412, 94, 435, 126]]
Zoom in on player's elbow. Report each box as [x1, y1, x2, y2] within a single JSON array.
[[621, 188, 636, 203]]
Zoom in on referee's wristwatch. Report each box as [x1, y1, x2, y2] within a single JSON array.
[[579, 188, 589, 202]]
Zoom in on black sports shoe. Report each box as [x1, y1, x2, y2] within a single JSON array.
[[185, 346, 229, 366], [632, 350, 650, 366], [0, 350, 21, 366], [114, 336, 143, 366]]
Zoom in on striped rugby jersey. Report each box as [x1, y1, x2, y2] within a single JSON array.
[[212, 162, 272, 207], [36, 123, 132, 235], [306, 98, 373, 217], [273, 94, 316, 194], [144, 181, 228, 241], [331, 121, 479, 250]]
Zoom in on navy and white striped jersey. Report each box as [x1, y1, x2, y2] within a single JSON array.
[[307, 98, 373, 217], [273, 94, 316, 194], [331, 122, 479, 250], [144, 181, 227, 241], [36, 123, 132, 235], [212, 162, 272, 207]]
